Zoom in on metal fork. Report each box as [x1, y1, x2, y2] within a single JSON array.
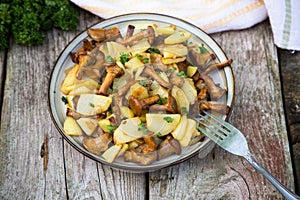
[[195, 111, 300, 200]]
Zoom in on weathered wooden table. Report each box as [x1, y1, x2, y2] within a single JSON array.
[[0, 10, 298, 199]]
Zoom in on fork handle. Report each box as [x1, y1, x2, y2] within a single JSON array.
[[244, 153, 300, 200]]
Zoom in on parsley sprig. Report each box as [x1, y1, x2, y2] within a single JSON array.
[[138, 123, 148, 134], [120, 53, 130, 64], [163, 116, 174, 123]]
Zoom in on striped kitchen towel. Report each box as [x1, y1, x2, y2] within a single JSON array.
[[70, 0, 300, 51]]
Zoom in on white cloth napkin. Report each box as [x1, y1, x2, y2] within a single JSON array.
[[70, 0, 300, 51]]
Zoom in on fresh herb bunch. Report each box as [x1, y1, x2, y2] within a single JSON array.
[[0, 0, 79, 50]]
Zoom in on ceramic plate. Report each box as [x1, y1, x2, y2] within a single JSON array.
[[49, 13, 234, 172]]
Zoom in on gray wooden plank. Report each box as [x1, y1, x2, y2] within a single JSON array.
[[0, 51, 5, 110], [149, 20, 294, 199], [0, 42, 67, 199], [278, 49, 300, 193]]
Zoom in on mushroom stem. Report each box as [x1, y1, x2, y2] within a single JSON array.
[[170, 72, 184, 87], [189, 50, 216, 70], [197, 85, 208, 100], [139, 94, 160, 107], [199, 100, 229, 114], [116, 26, 155, 46], [142, 135, 157, 153], [200, 73, 225, 100], [143, 65, 172, 89], [125, 25, 135, 40], [149, 92, 178, 113], [98, 65, 124, 95], [157, 136, 181, 160], [203, 59, 233, 75], [129, 95, 160, 116]]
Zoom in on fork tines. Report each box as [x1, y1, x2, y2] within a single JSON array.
[[195, 111, 231, 144]]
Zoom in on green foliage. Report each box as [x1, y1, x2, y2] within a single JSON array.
[[0, 0, 79, 49], [0, 3, 11, 49]]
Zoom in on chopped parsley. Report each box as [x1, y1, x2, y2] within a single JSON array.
[[181, 107, 189, 114], [107, 125, 117, 134], [138, 123, 148, 134], [106, 55, 114, 62], [157, 132, 163, 137], [139, 80, 149, 87], [157, 97, 167, 105], [163, 116, 174, 123], [136, 53, 143, 59], [120, 53, 130, 64], [89, 102, 95, 107], [143, 57, 149, 63], [199, 44, 208, 54], [136, 53, 149, 63], [177, 71, 187, 78], [61, 96, 68, 105], [146, 47, 160, 54]]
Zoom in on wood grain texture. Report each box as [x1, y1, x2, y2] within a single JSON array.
[[278, 49, 300, 193], [0, 8, 296, 200], [149, 20, 295, 199], [0, 51, 5, 111]]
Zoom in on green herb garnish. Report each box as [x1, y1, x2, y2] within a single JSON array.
[[106, 55, 114, 62], [107, 125, 117, 134], [136, 53, 149, 63], [89, 102, 95, 107], [157, 132, 163, 137], [136, 53, 143, 59], [177, 71, 187, 78], [120, 53, 130, 64], [199, 44, 208, 54], [61, 96, 68, 105], [139, 80, 149, 87], [163, 116, 174, 123], [157, 97, 167, 105], [138, 123, 148, 134], [146, 47, 160, 54], [143, 57, 149, 63]]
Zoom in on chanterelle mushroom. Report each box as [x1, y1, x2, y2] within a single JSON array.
[[149, 92, 178, 114], [203, 59, 233, 75], [200, 73, 225, 100], [98, 64, 124, 95], [87, 27, 121, 42], [125, 25, 135, 40], [142, 64, 172, 89], [129, 94, 160, 116], [124, 150, 157, 165], [199, 100, 229, 114], [82, 133, 112, 155], [157, 136, 181, 160], [189, 50, 216, 71], [116, 26, 155, 46], [141, 135, 157, 153]]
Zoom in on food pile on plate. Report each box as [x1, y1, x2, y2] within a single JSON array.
[[60, 23, 232, 165]]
